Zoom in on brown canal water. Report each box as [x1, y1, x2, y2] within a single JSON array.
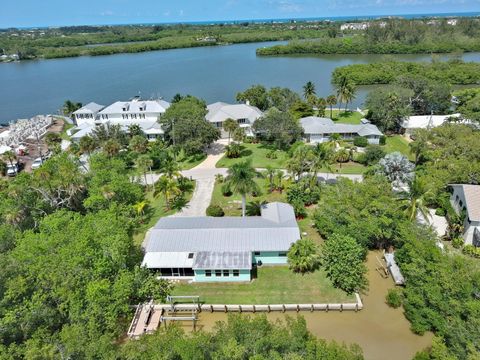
[[172, 252, 433, 360]]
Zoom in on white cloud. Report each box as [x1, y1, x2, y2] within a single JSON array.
[[100, 10, 114, 16]]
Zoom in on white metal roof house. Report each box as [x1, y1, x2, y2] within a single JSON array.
[[300, 116, 383, 144], [72, 102, 105, 127], [70, 97, 170, 142], [206, 102, 263, 138], [142, 202, 300, 282], [450, 184, 480, 246]]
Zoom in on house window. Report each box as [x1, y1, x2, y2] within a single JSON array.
[[188, 253, 194, 259], [223, 270, 229, 276], [215, 270, 222, 277], [233, 270, 239, 277], [459, 200, 463, 208], [254, 251, 260, 256], [205, 270, 211, 277], [279, 252, 287, 257], [238, 118, 247, 124]]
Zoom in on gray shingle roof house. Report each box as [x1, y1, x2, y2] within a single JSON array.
[[206, 102, 263, 137], [142, 202, 300, 281], [300, 116, 383, 144], [450, 184, 480, 246]]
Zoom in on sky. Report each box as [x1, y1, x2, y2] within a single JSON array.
[[1, 0, 479, 28]]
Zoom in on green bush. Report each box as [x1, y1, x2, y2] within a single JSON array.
[[353, 136, 368, 147], [462, 244, 480, 258], [244, 136, 253, 144], [353, 152, 367, 165], [221, 183, 232, 197], [266, 150, 278, 159], [434, 207, 446, 217], [206, 205, 225, 217], [385, 288, 403, 308], [0, 161, 6, 176], [364, 145, 386, 165], [379, 135, 386, 146], [452, 237, 464, 249], [225, 143, 242, 158]]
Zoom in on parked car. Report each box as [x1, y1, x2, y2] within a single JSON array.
[[31, 157, 45, 170], [6, 163, 19, 177]]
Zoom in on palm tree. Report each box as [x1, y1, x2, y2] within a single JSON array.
[[246, 200, 267, 216], [79, 135, 97, 155], [103, 139, 121, 158], [409, 129, 431, 166], [343, 82, 357, 112], [136, 154, 153, 187], [62, 100, 82, 117], [223, 118, 238, 144], [154, 175, 180, 210], [129, 135, 148, 154], [274, 169, 285, 193], [326, 95, 337, 119], [303, 81, 316, 100], [225, 160, 261, 217], [309, 143, 333, 184], [162, 155, 181, 179], [133, 200, 148, 218], [399, 177, 432, 222], [264, 165, 276, 193], [335, 148, 350, 168], [128, 124, 143, 137], [287, 238, 320, 274], [316, 97, 327, 117], [328, 133, 342, 149]]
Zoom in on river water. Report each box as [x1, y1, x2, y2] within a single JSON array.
[[1, 41, 480, 124], [169, 252, 433, 360]]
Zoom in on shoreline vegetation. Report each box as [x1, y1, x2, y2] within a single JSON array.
[[1, 17, 479, 61], [332, 60, 480, 85]]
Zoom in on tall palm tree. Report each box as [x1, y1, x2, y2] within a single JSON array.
[[309, 143, 333, 185], [303, 81, 316, 100], [264, 165, 276, 193], [154, 175, 180, 210], [225, 160, 261, 217], [162, 155, 181, 179], [223, 118, 238, 144], [334, 76, 349, 111], [409, 129, 431, 166], [326, 95, 337, 119], [399, 177, 432, 222], [136, 154, 153, 187], [316, 97, 327, 117], [343, 82, 357, 112]]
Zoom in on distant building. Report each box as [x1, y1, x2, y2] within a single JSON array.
[[206, 102, 263, 138], [142, 202, 300, 282], [300, 116, 383, 144], [449, 184, 480, 246], [401, 113, 461, 135], [70, 97, 170, 142]]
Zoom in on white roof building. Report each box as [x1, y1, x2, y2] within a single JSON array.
[[206, 102, 263, 137], [402, 113, 461, 133]]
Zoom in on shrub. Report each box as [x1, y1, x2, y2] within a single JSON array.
[[206, 205, 225, 217], [379, 135, 386, 145], [0, 161, 6, 176], [353, 152, 367, 165], [385, 288, 403, 308], [353, 136, 368, 147], [434, 207, 446, 217], [291, 199, 308, 219], [462, 244, 480, 258], [364, 145, 386, 165], [287, 238, 320, 274], [266, 150, 278, 159], [244, 136, 253, 143], [451, 237, 464, 249], [225, 143, 242, 158], [221, 183, 232, 197]]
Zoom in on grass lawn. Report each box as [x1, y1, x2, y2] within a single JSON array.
[[177, 153, 207, 170], [322, 161, 366, 174], [330, 110, 363, 125], [132, 183, 195, 246], [172, 266, 354, 304], [216, 143, 288, 169], [382, 135, 413, 160]]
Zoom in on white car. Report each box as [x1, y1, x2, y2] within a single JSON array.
[[31, 157, 45, 170], [6, 163, 19, 177]]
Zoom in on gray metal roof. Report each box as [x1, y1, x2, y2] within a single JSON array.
[[192, 251, 252, 270], [73, 102, 105, 114], [206, 102, 263, 123], [145, 202, 300, 255], [300, 117, 383, 137]]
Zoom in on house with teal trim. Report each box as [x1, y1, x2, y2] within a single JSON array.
[[142, 202, 300, 282]]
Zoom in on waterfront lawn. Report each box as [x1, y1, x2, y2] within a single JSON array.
[[382, 135, 412, 160], [330, 110, 363, 125], [216, 143, 288, 169], [132, 183, 195, 246], [172, 266, 354, 304]]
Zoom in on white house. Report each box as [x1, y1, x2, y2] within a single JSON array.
[[401, 113, 461, 135], [70, 97, 170, 142], [450, 184, 480, 246], [206, 102, 263, 138], [72, 102, 105, 127], [300, 116, 383, 144]]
